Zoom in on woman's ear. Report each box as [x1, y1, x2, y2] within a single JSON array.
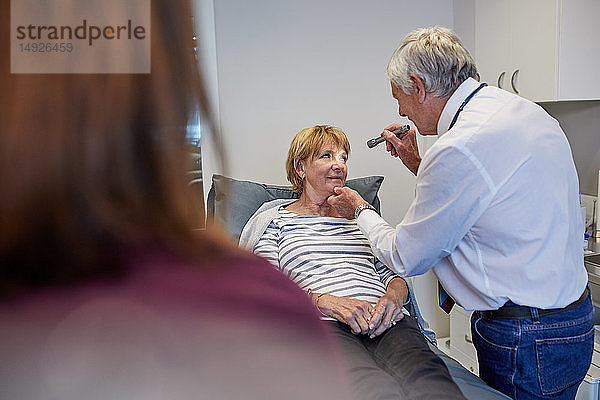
[[294, 158, 304, 179]]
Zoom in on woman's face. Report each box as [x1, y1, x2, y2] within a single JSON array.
[[300, 140, 348, 197]]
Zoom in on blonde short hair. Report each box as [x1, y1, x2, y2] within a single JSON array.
[[286, 125, 350, 194]]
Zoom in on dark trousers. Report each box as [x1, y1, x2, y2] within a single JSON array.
[[326, 316, 467, 400]]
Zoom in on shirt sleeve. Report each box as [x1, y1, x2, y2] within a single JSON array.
[[253, 221, 281, 269], [358, 144, 495, 277]]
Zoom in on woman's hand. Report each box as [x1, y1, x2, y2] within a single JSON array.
[[367, 277, 408, 338], [381, 123, 421, 176], [317, 294, 374, 335]]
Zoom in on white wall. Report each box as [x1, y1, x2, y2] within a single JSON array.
[[452, 0, 475, 53], [192, 0, 222, 200], [208, 0, 453, 224], [539, 101, 600, 197], [198, 0, 457, 336]]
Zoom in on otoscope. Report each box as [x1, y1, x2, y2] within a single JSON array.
[[366, 124, 411, 148]]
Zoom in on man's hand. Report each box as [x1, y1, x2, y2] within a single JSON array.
[[317, 294, 374, 335], [381, 123, 421, 175], [367, 277, 408, 338], [327, 186, 367, 220]]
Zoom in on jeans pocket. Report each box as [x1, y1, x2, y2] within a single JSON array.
[[472, 316, 517, 398], [536, 326, 594, 395]]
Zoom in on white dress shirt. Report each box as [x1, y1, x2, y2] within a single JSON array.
[[358, 77, 588, 311]]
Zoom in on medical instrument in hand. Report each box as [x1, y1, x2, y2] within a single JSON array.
[[366, 124, 411, 148]]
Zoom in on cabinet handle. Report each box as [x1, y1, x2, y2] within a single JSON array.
[[511, 69, 520, 94], [465, 334, 473, 344], [497, 71, 505, 88]]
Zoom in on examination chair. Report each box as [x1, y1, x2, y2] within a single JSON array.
[[206, 174, 510, 400]]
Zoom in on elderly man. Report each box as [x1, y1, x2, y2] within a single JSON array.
[[328, 26, 592, 400]]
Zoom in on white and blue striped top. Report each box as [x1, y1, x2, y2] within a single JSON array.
[[254, 207, 399, 305]]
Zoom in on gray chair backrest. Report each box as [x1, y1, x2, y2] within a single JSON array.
[[206, 174, 384, 241]]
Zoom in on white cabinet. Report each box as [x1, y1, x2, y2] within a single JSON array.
[[449, 306, 479, 375], [474, 1, 513, 95], [474, 0, 600, 102]]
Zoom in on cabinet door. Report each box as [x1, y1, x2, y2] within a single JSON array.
[[558, 0, 600, 100], [510, 0, 558, 102], [449, 307, 477, 361], [474, 0, 558, 102], [474, 0, 511, 90]]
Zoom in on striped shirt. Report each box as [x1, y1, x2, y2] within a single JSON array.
[[254, 207, 398, 306]]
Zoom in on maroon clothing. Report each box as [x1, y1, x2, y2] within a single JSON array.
[[1, 248, 351, 400]]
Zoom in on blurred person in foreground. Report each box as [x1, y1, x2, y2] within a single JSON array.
[[0, 2, 351, 399], [327, 26, 592, 400], [240, 125, 468, 400]]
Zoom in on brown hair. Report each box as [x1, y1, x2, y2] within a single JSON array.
[[0, 0, 233, 290], [285, 125, 350, 194]]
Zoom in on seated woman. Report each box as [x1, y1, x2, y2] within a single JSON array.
[[240, 125, 467, 400]]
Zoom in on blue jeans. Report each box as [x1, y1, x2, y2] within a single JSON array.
[[471, 292, 594, 400]]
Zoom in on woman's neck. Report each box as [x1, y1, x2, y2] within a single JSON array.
[[286, 192, 338, 217]]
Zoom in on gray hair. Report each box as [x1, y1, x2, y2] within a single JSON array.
[[386, 26, 479, 98]]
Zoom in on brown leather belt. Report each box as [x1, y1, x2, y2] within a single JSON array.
[[480, 287, 590, 320]]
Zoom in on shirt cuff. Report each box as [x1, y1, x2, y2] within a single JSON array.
[[356, 208, 385, 232]]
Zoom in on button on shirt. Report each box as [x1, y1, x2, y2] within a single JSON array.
[[358, 77, 588, 311]]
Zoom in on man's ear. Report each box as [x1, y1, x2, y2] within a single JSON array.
[[409, 73, 427, 103]]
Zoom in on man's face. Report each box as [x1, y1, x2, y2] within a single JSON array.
[[390, 82, 437, 136]]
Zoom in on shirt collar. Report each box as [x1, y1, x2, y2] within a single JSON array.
[[437, 77, 481, 137]]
